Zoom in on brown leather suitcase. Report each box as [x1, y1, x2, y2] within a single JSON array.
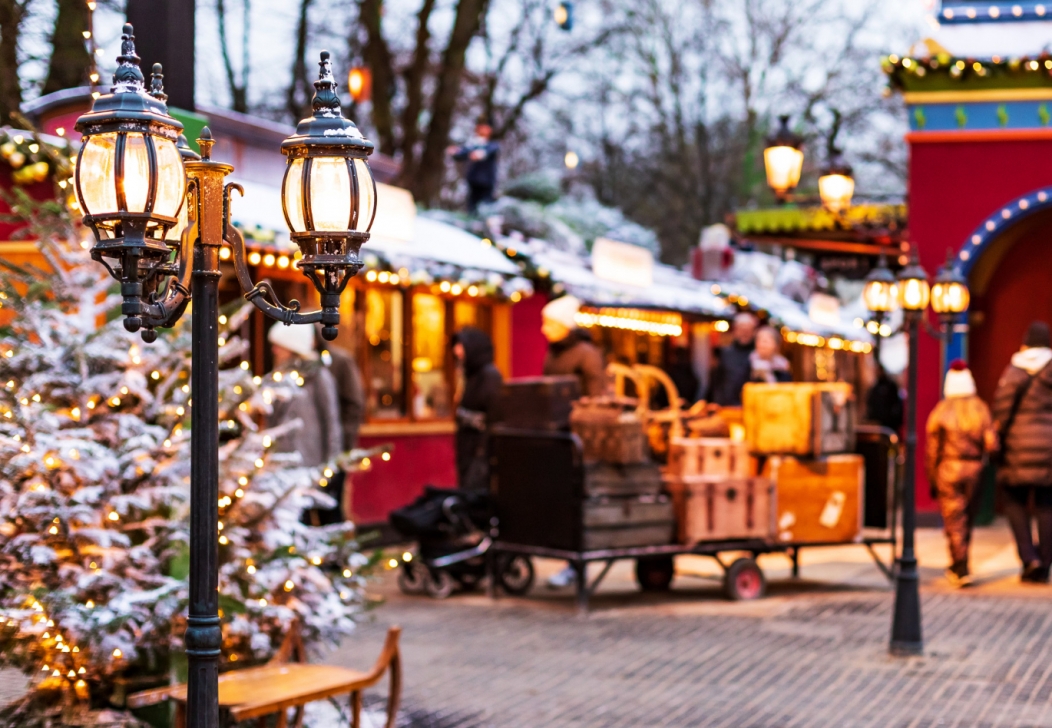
[[742, 383, 856, 456], [762, 454, 864, 544]]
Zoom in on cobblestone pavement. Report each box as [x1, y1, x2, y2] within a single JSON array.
[[327, 524, 1052, 728], [3, 525, 1051, 727]]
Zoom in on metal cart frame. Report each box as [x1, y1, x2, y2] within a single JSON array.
[[488, 534, 897, 613]]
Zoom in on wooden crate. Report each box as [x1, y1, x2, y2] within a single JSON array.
[[585, 462, 663, 497], [668, 438, 751, 478], [664, 476, 774, 545], [581, 496, 675, 549], [742, 382, 855, 456], [762, 454, 864, 544]]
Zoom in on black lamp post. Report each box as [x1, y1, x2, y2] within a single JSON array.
[[74, 26, 374, 727], [888, 254, 930, 656]]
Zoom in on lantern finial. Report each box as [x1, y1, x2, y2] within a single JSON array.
[[198, 127, 214, 161], [113, 23, 145, 91], [312, 51, 342, 118], [150, 63, 168, 102]]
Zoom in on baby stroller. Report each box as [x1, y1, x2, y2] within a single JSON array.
[[389, 486, 534, 599]]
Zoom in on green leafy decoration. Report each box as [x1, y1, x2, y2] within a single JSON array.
[[955, 106, 968, 129], [1039, 104, 1050, 126], [997, 104, 1009, 127], [913, 107, 927, 129]]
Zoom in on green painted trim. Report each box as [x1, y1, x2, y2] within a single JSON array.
[[169, 108, 209, 153]]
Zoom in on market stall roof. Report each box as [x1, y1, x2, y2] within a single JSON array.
[[528, 244, 731, 317], [506, 232, 869, 343]]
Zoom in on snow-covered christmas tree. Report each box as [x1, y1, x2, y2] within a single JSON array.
[[0, 186, 379, 726]]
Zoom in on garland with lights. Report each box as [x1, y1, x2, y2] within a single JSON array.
[[0, 196, 379, 727], [883, 52, 1052, 93], [0, 129, 74, 189]]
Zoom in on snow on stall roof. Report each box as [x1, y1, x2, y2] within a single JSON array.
[[225, 179, 518, 276], [522, 237, 866, 341]]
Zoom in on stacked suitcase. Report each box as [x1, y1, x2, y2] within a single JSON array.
[[664, 437, 774, 545], [742, 382, 865, 545], [491, 378, 674, 551]]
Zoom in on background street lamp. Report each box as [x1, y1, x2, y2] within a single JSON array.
[[931, 252, 971, 376], [74, 26, 373, 727], [818, 148, 855, 214], [763, 115, 804, 202], [862, 256, 898, 360]]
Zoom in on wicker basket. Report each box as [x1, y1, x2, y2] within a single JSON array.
[[571, 399, 648, 464]]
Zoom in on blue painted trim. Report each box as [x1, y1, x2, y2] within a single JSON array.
[[908, 100, 1052, 132], [940, 1, 1052, 23], [946, 185, 1052, 370]]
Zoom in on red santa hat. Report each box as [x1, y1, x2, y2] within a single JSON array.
[[943, 359, 976, 398]]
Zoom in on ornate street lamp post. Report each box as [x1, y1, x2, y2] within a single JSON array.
[[74, 26, 374, 727], [888, 254, 930, 656]]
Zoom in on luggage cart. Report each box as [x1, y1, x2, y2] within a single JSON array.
[[487, 425, 900, 613]]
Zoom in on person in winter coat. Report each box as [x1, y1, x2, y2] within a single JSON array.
[[708, 312, 758, 406], [748, 325, 792, 384], [867, 364, 904, 432], [992, 321, 1052, 583], [266, 323, 342, 470], [448, 117, 500, 213], [452, 327, 504, 492], [925, 360, 995, 587], [321, 343, 365, 452], [541, 295, 607, 398]]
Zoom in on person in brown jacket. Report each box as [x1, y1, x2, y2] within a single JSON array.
[[925, 360, 995, 587], [992, 321, 1052, 583], [540, 295, 607, 397]]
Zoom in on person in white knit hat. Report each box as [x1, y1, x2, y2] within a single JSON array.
[[925, 359, 995, 587], [540, 294, 606, 398]]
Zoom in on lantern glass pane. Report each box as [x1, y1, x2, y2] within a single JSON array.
[[122, 133, 151, 213], [354, 158, 376, 232], [899, 277, 931, 311], [932, 281, 970, 314], [863, 280, 898, 313], [819, 173, 855, 213], [153, 137, 186, 219], [77, 132, 119, 215], [763, 146, 803, 194], [283, 158, 306, 232], [309, 156, 352, 231]]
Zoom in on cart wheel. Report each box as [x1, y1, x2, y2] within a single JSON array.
[[397, 563, 426, 595], [456, 572, 482, 591], [636, 556, 675, 592], [424, 569, 457, 599], [497, 555, 534, 596], [723, 557, 766, 601]]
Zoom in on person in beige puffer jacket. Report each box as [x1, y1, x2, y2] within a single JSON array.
[[926, 360, 995, 587]]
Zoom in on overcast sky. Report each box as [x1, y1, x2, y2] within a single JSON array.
[[16, 0, 933, 111]]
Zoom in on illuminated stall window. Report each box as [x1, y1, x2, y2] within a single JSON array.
[[411, 293, 451, 420], [454, 300, 492, 336], [363, 288, 405, 419]]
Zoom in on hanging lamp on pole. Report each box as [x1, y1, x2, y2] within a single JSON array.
[[818, 148, 855, 214], [763, 115, 804, 202]]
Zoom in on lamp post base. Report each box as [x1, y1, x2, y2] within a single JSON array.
[[889, 557, 923, 656]]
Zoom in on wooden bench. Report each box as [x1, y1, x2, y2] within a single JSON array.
[[128, 625, 401, 728]]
